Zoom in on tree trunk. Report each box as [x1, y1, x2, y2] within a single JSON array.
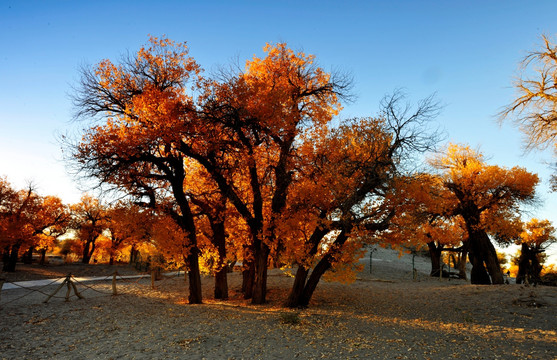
[[242, 263, 255, 299], [285, 265, 310, 308], [181, 222, 203, 304], [129, 245, 138, 264], [298, 255, 333, 307], [530, 249, 542, 284], [23, 247, 33, 264], [477, 231, 504, 284], [468, 236, 491, 284], [186, 250, 203, 304], [82, 239, 93, 264], [214, 268, 228, 300], [290, 230, 349, 308], [210, 219, 228, 299], [2, 246, 10, 266], [516, 243, 542, 284], [2, 244, 20, 272], [39, 248, 47, 265], [241, 242, 255, 299], [516, 243, 530, 284], [427, 241, 443, 277], [457, 241, 469, 280], [251, 241, 270, 304], [285, 223, 330, 308], [467, 229, 503, 285], [469, 256, 491, 284]]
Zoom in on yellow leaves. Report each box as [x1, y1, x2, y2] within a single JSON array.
[[137, 36, 201, 82], [419, 143, 542, 252], [387, 141, 540, 254], [431, 143, 538, 209], [519, 218, 556, 247], [82, 36, 202, 160], [151, 213, 191, 264], [430, 143, 483, 170], [241, 42, 341, 133]]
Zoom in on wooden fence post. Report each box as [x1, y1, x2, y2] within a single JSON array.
[[65, 275, 72, 301], [44, 277, 68, 303], [112, 271, 118, 296], [440, 264, 445, 281], [70, 277, 84, 300]]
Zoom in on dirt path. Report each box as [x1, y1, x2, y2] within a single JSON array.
[[1, 254, 555, 359]]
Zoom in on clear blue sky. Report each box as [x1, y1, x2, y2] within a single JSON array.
[[1, 1, 556, 260]]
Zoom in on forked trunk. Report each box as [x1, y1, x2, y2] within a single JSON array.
[[530, 251, 542, 284], [241, 242, 255, 298], [516, 244, 530, 284], [516, 243, 542, 284], [468, 229, 503, 284], [477, 231, 503, 284], [129, 245, 139, 264], [289, 230, 349, 308], [482, 253, 504, 284], [285, 223, 330, 308], [297, 255, 333, 307], [469, 254, 491, 284], [2, 246, 10, 266], [468, 238, 491, 284], [285, 265, 310, 308]]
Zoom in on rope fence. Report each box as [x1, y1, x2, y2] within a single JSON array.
[[0, 268, 187, 307]]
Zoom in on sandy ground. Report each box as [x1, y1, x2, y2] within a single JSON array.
[[1, 249, 556, 360]]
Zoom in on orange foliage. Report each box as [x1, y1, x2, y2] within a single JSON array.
[[0, 176, 72, 269], [519, 218, 557, 249], [70, 194, 109, 263], [429, 143, 539, 284], [72, 37, 444, 305], [381, 174, 466, 251], [104, 202, 152, 264], [1, 178, 69, 254], [431, 143, 538, 243], [541, 263, 557, 276]]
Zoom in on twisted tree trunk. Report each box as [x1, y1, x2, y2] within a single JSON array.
[[2, 244, 20, 272], [427, 241, 443, 277]]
